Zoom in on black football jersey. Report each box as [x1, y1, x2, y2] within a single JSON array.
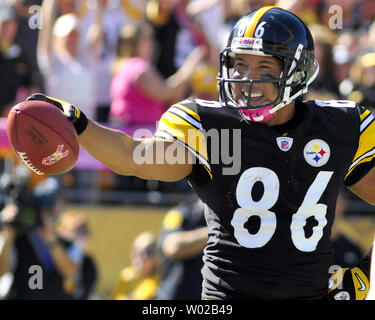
[[154, 98, 375, 299]]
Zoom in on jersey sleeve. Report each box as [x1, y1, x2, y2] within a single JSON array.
[[344, 106, 375, 185], [154, 99, 212, 179]]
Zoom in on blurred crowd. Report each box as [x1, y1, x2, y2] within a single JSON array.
[[1, 0, 374, 123], [0, 165, 98, 299], [2, 0, 375, 194], [0, 165, 207, 300], [1, 0, 375, 300]]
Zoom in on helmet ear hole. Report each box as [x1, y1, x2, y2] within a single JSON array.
[[292, 71, 305, 83]]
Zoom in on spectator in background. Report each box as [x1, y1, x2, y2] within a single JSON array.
[[186, 0, 235, 65], [55, 211, 98, 300], [156, 199, 207, 300], [12, 0, 44, 97], [145, 0, 182, 78], [37, 0, 97, 120], [186, 0, 277, 64], [0, 4, 38, 116], [109, 231, 159, 300], [56, 0, 77, 14], [353, 0, 375, 30], [246, 0, 276, 12], [109, 22, 206, 126], [73, 0, 147, 24], [307, 24, 339, 96], [332, 30, 358, 96], [340, 52, 375, 110], [366, 20, 375, 52], [190, 63, 219, 101], [146, 0, 206, 79], [78, 0, 147, 123], [276, 0, 321, 25], [0, 173, 81, 299], [335, 19, 375, 109]]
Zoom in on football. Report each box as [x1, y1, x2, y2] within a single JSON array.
[[7, 100, 79, 175]]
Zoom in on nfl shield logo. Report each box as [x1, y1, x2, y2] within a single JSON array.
[[276, 137, 293, 152]]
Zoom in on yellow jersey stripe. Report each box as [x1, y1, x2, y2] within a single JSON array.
[[360, 113, 374, 132], [168, 106, 202, 130], [244, 6, 275, 38], [158, 113, 209, 162], [345, 115, 375, 179], [346, 147, 375, 179], [172, 103, 200, 121], [154, 130, 212, 179], [360, 109, 371, 121]]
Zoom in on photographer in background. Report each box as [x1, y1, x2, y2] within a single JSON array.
[[0, 169, 80, 299]]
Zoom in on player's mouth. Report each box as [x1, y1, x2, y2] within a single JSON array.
[[238, 88, 265, 107]]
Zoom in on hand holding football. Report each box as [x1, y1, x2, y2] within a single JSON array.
[[7, 100, 79, 175]]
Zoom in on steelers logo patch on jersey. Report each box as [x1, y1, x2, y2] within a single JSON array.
[[303, 139, 330, 167], [334, 291, 350, 300]]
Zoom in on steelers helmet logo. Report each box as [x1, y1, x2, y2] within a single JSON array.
[[303, 139, 330, 167]]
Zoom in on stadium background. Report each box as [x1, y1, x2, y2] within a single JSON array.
[[1, 0, 375, 299], [74, 205, 375, 297], [69, 205, 166, 296]]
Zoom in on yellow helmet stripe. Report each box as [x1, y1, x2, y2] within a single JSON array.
[[244, 6, 275, 38]]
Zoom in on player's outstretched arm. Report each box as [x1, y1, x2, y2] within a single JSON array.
[[366, 236, 375, 299], [348, 166, 375, 206], [26, 94, 193, 181], [80, 120, 193, 181]]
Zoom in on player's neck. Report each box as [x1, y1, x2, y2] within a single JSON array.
[[266, 101, 296, 126]]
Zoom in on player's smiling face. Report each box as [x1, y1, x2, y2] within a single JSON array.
[[231, 54, 283, 108]]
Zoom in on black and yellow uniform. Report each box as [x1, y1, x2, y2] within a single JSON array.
[[154, 98, 375, 299], [156, 199, 207, 300]]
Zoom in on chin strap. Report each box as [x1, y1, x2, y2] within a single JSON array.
[[240, 105, 275, 122]]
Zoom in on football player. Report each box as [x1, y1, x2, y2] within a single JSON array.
[[27, 6, 375, 299], [366, 236, 375, 300]]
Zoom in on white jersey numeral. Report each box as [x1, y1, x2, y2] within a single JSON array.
[[231, 167, 333, 252], [232, 167, 278, 248]]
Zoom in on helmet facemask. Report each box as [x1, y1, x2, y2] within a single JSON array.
[[218, 41, 319, 123]]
